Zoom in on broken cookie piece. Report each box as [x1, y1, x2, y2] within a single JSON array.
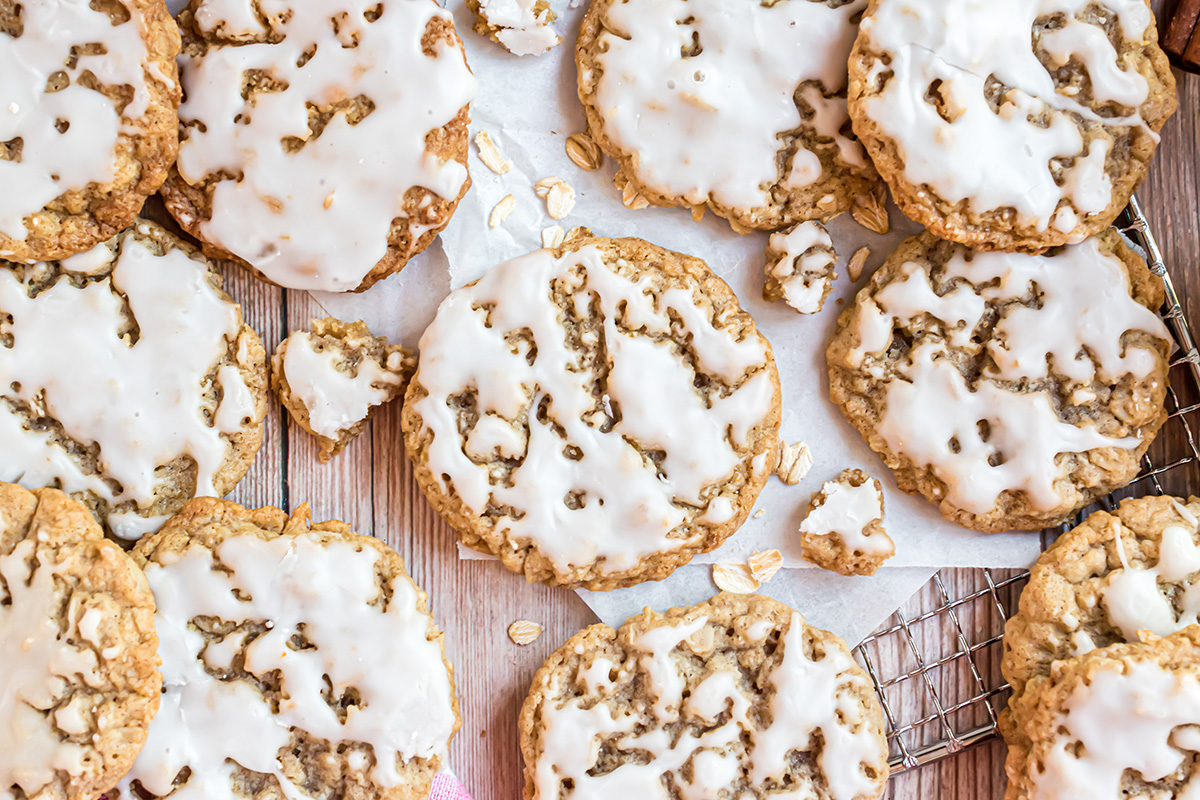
[[468, 0, 561, 56], [800, 468, 894, 576], [762, 220, 838, 314], [271, 318, 415, 462]]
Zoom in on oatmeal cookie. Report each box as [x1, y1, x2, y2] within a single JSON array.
[[468, 0, 560, 56], [0, 221, 268, 540], [576, 0, 879, 231], [0, 0, 181, 263], [1004, 627, 1200, 800], [800, 468, 894, 577], [116, 497, 460, 800], [847, 0, 1177, 252], [762, 220, 839, 314], [162, 0, 477, 292], [402, 235, 781, 590], [827, 230, 1169, 532], [0, 483, 160, 800], [272, 319, 415, 463], [519, 593, 889, 800]]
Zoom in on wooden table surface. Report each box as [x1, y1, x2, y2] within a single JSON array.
[[211, 50, 1200, 800]]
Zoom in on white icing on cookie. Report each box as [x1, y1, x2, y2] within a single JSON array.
[[411, 244, 775, 577], [0, 539, 101, 798], [0, 230, 258, 536], [176, 0, 477, 291], [532, 612, 884, 799], [765, 221, 838, 314], [859, 0, 1156, 237], [1030, 660, 1200, 799], [0, 0, 158, 243], [847, 238, 1168, 514], [800, 477, 893, 557], [478, 0, 560, 56], [592, 0, 866, 210], [119, 531, 456, 800], [280, 331, 404, 439], [1101, 519, 1200, 641]]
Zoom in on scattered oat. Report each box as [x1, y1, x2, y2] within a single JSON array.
[[775, 442, 813, 485], [565, 132, 603, 171], [711, 563, 760, 594], [474, 130, 512, 175], [489, 194, 516, 229], [691, 205, 706, 222], [851, 184, 890, 235], [507, 619, 543, 645], [534, 177, 566, 198], [847, 246, 871, 282], [753, 509, 765, 519], [535, 177, 577, 220], [614, 172, 650, 210], [748, 549, 783, 584], [541, 225, 565, 248]]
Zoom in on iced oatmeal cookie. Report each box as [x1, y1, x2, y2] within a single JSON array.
[[827, 230, 1170, 533], [0, 483, 160, 800], [519, 593, 889, 800], [402, 235, 781, 590], [162, 0, 477, 292], [468, 0, 560, 56], [0, 221, 268, 540], [800, 468, 894, 577], [116, 497, 460, 800], [1004, 627, 1200, 800], [576, 0, 879, 231], [0, 0, 181, 263], [847, 0, 1177, 251], [272, 319, 415, 463]]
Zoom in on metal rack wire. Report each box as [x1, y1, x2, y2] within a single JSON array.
[[854, 196, 1200, 774]]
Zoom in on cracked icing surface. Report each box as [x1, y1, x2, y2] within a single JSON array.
[[402, 236, 781, 590], [827, 230, 1170, 532], [116, 497, 459, 800], [0, 222, 268, 540], [0, 0, 181, 263], [519, 593, 888, 800], [1004, 627, 1200, 800], [762, 220, 838, 314], [848, 0, 1177, 251], [576, 0, 879, 231], [800, 468, 893, 577], [162, 0, 477, 292], [468, 0, 560, 56], [0, 483, 160, 800]]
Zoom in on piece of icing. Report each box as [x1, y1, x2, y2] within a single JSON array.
[[1101, 519, 1200, 641], [118, 532, 456, 800], [532, 612, 884, 800], [281, 332, 403, 439], [0, 0, 158, 244], [593, 0, 866, 210], [479, 0, 560, 56], [800, 477, 893, 556], [176, 0, 477, 291], [849, 238, 1168, 514], [1, 539, 102, 800], [860, 0, 1155, 236], [0, 231, 256, 535], [766, 221, 837, 314], [412, 245, 775, 577], [1030, 660, 1200, 799]]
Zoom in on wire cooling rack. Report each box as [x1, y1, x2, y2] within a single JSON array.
[[853, 196, 1200, 774]]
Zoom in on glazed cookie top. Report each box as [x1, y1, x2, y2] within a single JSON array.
[[0, 0, 180, 262], [763, 220, 839, 314], [403, 237, 780, 589], [577, 0, 877, 229], [0, 222, 267, 540], [1003, 495, 1200, 700], [520, 593, 889, 800], [849, 0, 1176, 249], [1005, 628, 1200, 800], [118, 498, 459, 800], [0, 483, 160, 800], [828, 230, 1170, 531], [168, 0, 477, 292]]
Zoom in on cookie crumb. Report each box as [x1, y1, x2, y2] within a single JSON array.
[[763, 221, 838, 314], [799, 468, 894, 577], [474, 131, 512, 175], [775, 442, 813, 485], [748, 549, 783, 584], [753, 508, 766, 519], [508, 620, 543, 645], [614, 171, 651, 210], [711, 563, 760, 594], [541, 225, 565, 248]]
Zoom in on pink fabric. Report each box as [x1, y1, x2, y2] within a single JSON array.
[[427, 772, 473, 800]]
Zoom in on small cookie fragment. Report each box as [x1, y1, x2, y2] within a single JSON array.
[[0, 483, 160, 800], [509, 620, 543, 645], [800, 469, 894, 577], [762, 221, 838, 314], [520, 593, 890, 799], [272, 318, 415, 463], [775, 441, 813, 485], [468, 0, 561, 56], [748, 549, 784, 584], [117, 498, 460, 800]]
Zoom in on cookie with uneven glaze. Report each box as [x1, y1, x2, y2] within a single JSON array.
[[468, 0, 560, 56], [800, 468, 894, 576]]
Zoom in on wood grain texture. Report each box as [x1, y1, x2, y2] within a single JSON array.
[[212, 61, 1199, 800]]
